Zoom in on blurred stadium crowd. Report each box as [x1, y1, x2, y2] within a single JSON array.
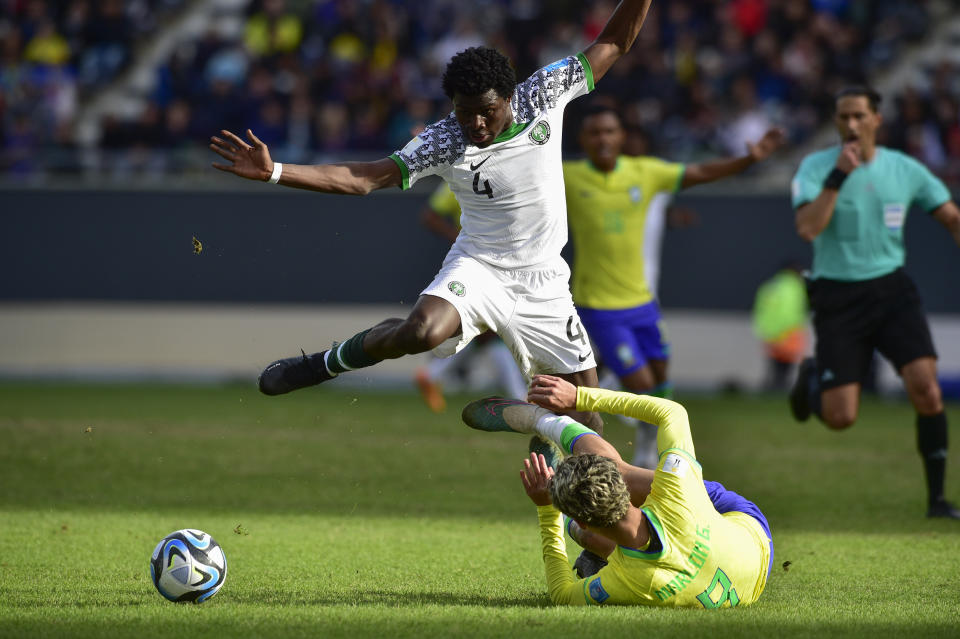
[[1, 0, 958, 184]]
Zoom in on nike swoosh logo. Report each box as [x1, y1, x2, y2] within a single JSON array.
[[469, 156, 490, 171], [578, 351, 592, 363]]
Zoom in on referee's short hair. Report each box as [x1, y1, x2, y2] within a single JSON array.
[[549, 454, 631, 528], [836, 86, 882, 112]]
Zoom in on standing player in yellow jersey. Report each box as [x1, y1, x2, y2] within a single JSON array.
[[564, 105, 785, 468], [462, 378, 772, 607]]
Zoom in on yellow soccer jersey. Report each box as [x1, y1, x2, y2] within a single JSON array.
[[537, 388, 770, 607], [564, 156, 684, 309], [428, 182, 463, 230]]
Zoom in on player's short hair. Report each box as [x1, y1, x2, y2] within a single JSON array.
[[580, 103, 622, 126], [549, 454, 630, 528], [836, 86, 882, 112], [442, 47, 516, 100], [583, 102, 621, 120]]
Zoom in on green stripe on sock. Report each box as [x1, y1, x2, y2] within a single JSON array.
[[651, 382, 674, 399], [328, 329, 381, 374], [560, 422, 597, 454]]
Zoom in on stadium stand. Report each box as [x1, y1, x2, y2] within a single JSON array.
[[1, 0, 958, 185]]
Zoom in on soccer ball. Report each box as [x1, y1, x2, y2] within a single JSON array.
[[150, 529, 227, 603]]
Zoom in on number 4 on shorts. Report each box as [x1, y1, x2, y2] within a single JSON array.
[[566, 316, 586, 345], [696, 568, 740, 609]]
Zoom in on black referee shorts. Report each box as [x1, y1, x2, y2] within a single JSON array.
[[809, 268, 937, 390]]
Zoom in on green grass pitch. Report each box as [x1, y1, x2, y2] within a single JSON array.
[[1, 383, 958, 638]]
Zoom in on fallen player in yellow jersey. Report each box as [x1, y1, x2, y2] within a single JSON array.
[[463, 376, 773, 607]]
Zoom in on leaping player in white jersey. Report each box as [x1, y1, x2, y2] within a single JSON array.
[[209, 0, 654, 432]]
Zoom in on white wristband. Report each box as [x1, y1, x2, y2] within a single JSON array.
[[268, 162, 283, 184]]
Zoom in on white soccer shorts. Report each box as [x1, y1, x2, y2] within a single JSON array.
[[421, 248, 596, 379]]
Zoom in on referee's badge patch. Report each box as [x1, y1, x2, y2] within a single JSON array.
[[662, 453, 687, 477], [588, 577, 610, 603], [883, 203, 905, 230]]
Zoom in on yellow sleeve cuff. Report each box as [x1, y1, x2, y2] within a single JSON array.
[[576, 387, 695, 458]]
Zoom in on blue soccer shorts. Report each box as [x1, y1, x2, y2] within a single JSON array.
[[577, 302, 669, 378], [704, 479, 774, 576]]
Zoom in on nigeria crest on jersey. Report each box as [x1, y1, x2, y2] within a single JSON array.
[[528, 121, 550, 145], [448, 281, 466, 297]]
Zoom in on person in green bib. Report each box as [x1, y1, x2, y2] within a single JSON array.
[[751, 262, 809, 391], [789, 86, 960, 519]]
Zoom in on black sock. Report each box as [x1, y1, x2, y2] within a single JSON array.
[[917, 412, 948, 506]]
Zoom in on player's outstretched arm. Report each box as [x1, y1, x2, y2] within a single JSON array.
[[681, 128, 786, 188], [582, 0, 652, 84], [210, 128, 401, 195], [530, 374, 685, 430], [932, 201, 960, 247], [530, 374, 694, 457]]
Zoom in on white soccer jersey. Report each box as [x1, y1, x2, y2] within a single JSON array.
[[391, 53, 595, 270]]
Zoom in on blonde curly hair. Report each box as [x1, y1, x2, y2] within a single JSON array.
[[549, 454, 630, 528]]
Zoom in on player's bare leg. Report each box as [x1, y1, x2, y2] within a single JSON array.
[[902, 357, 943, 416], [620, 364, 656, 392], [258, 295, 460, 396], [620, 359, 668, 468], [362, 295, 461, 359]]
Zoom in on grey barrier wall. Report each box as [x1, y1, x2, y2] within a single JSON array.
[[1, 188, 957, 312]]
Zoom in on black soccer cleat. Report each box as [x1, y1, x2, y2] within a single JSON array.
[[258, 349, 336, 396], [573, 549, 608, 578], [927, 498, 960, 520], [789, 357, 816, 422]]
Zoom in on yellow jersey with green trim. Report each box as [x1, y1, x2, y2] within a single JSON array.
[[428, 182, 463, 230], [536, 388, 770, 607], [563, 156, 684, 308]]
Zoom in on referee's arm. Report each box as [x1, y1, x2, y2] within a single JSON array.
[[795, 191, 839, 242], [795, 142, 861, 241], [931, 201, 960, 247]]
